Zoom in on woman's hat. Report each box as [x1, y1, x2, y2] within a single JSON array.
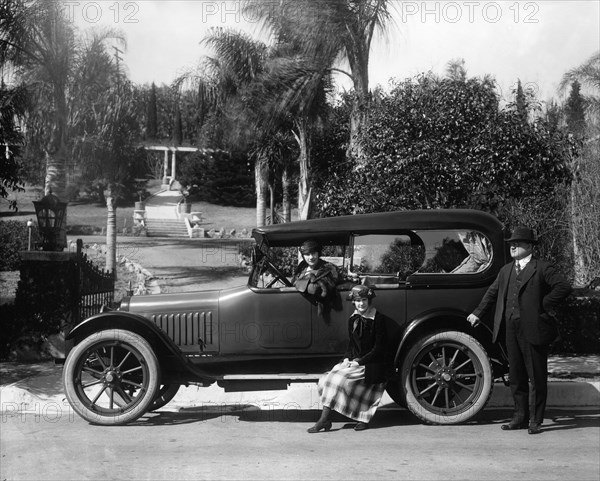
[[300, 239, 321, 255], [505, 226, 538, 244], [347, 284, 376, 301]]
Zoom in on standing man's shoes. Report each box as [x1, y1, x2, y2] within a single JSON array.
[[528, 423, 542, 435], [354, 422, 369, 431], [501, 420, 529, 430]]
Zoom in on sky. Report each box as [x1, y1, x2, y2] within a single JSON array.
[[71, 0, 600, 103]]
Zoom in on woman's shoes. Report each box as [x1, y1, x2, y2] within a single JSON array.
[[306, 420, 370, 432], [307, 420, 332, 433]]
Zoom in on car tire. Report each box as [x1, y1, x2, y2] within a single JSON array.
[[401, 330, 493, 425], [149, 384, 180, 411], [63, 329, 160, 425]]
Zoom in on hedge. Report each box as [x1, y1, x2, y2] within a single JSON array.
[[0, 220, 41, 271], [552, 290, 600, 354]]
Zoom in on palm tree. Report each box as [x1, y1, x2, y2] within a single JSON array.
[[71, 31, 131, 275], [73, 81, 139, 274], [1, 0, 76, 199], [203, 26, 334, 220], [245, 0, 395, 167], [256, 55, 332, 219], [249, 128, 298, 224], [176, 28, 273, 226]]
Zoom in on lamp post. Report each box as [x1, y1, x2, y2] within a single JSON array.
[[27, 219, 33, 250], [33, 189, 68, 251]]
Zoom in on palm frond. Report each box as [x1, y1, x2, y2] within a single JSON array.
[[559, 51, 600, 93], [201, 27, 268, 85]]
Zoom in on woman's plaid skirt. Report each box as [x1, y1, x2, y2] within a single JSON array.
[[318, 362, 386, 423]]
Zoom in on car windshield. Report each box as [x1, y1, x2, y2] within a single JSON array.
[[249, 243, 350, 289]]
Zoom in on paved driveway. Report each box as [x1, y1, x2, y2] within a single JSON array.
[[73, 235, 253, 292]]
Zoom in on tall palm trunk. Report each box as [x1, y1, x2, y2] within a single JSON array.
[[106, 189, 117, 278], [45, 83, 68, 198], [294, 118, 311, 220], [281, 161, 292, 223], [268, 184, 275, 224], [347, 52, 370, 168], [44, 150, 67, 197], [255, 158, 268, 227]]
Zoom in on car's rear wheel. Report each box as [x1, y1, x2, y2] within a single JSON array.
[[385, 379, 406, 407], [63, 329, 160, 425], [150, 384, 180, 411], [400, 330, 493, 424]]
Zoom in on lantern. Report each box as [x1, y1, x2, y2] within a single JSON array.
[[33, 189, 67, 251]]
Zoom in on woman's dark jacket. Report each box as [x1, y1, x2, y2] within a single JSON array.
[[291, 259, 338, 297], [344, 311, 388, 384]]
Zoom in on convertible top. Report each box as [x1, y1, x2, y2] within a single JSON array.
[[252, 209, 505, 247]]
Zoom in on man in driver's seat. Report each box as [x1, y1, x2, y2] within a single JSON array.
[[292, 239, 339, 314]]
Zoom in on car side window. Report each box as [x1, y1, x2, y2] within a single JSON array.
[[251, 244, 350, 289], [414, 230, 493, 274], [351, 234, 425, 285]]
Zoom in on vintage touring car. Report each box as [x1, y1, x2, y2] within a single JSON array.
[[63, 209, 510, 425]]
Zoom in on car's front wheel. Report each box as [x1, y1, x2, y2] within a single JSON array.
[[400, 330, 493, 424], [63, 329, 160, 425]]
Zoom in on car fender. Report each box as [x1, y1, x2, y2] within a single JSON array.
[[393, 308, 495, 368], [66, 312, 211, 381]]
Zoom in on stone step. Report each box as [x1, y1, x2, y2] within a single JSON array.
[[145, 218, 189, 238]]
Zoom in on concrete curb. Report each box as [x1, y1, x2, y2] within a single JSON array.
[[2, 373, 598, 416]]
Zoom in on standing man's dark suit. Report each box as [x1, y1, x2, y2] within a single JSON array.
[[467, 227, 571, 434]]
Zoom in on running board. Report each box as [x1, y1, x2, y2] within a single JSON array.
[[221, 373, 322, 381], [218, 373, 322, 392]]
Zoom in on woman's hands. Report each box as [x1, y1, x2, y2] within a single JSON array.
[[342, 358, 360, 368]]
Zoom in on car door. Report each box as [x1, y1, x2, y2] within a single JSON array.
[[218, 285, 312, 353]]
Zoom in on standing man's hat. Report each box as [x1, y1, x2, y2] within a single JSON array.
[[300, 239, 322, 254], [505, 226, 538, 244]]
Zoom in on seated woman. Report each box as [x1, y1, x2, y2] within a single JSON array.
[[292, 239, 339, 310], [307, 285, 388, 433]]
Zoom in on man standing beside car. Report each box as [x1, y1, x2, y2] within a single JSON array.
[[467, 226, 571, 435]]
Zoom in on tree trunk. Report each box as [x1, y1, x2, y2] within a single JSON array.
[[106, 191, 117, 279], [268, 184, 275, 224], [294, 120, 311, 220], [347, 50, 371, 168], [255, 159, 267, 227], [348, 99, 369, 166], [44, 149, 67, 199], [282, 162, 292, 223], [45, 82, 69, 199]]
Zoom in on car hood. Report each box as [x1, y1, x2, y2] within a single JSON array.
[[123, 288, 223, 313]]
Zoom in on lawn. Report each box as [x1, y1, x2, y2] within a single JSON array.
[[1, 181, 259, 234]]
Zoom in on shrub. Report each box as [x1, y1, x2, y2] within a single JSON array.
[[0, 221, 41, 271], [552, 290, 600, 354], [0, 302, 26, 360], [179, 150, 254, 207]]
